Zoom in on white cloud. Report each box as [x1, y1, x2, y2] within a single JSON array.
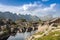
[[0, 2, 58, 17], [30, 3, 57, 17], [0, 4, 20, 13]]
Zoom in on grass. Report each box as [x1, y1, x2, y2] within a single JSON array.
[[34, 31, 60, 40], [33, 32, 43, 35]]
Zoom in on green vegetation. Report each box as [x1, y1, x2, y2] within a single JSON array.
[[34, 32, 43, 35], [34, 31, 60, 40]]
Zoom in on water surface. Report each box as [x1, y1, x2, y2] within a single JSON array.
[[7, 31, 35, 40]]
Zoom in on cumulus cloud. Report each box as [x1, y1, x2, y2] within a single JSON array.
[[29, 3, 57, 17], [0, 2, 59, 17]]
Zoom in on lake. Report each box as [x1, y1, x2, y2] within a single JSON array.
[[7, 31, 36, 40]]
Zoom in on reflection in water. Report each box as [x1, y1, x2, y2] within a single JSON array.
[[7, 31, 35, 40]]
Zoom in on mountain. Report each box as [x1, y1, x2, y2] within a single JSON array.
[[0, 12, 20, 21], [0, 11, 39, 21], [18, 14, 39, 21], [40, 14, 53, 21]]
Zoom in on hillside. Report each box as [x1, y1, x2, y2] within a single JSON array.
[[26, 23, 60, 40]]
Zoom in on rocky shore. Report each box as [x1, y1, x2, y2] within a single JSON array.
[[0, 18, 39, 40]]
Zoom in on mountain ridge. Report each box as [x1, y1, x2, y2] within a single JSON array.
[[0, 11, 40, 21]]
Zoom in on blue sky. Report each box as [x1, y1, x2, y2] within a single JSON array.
[[0, 0, 60, 17], [0, 0, 60, 6]]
